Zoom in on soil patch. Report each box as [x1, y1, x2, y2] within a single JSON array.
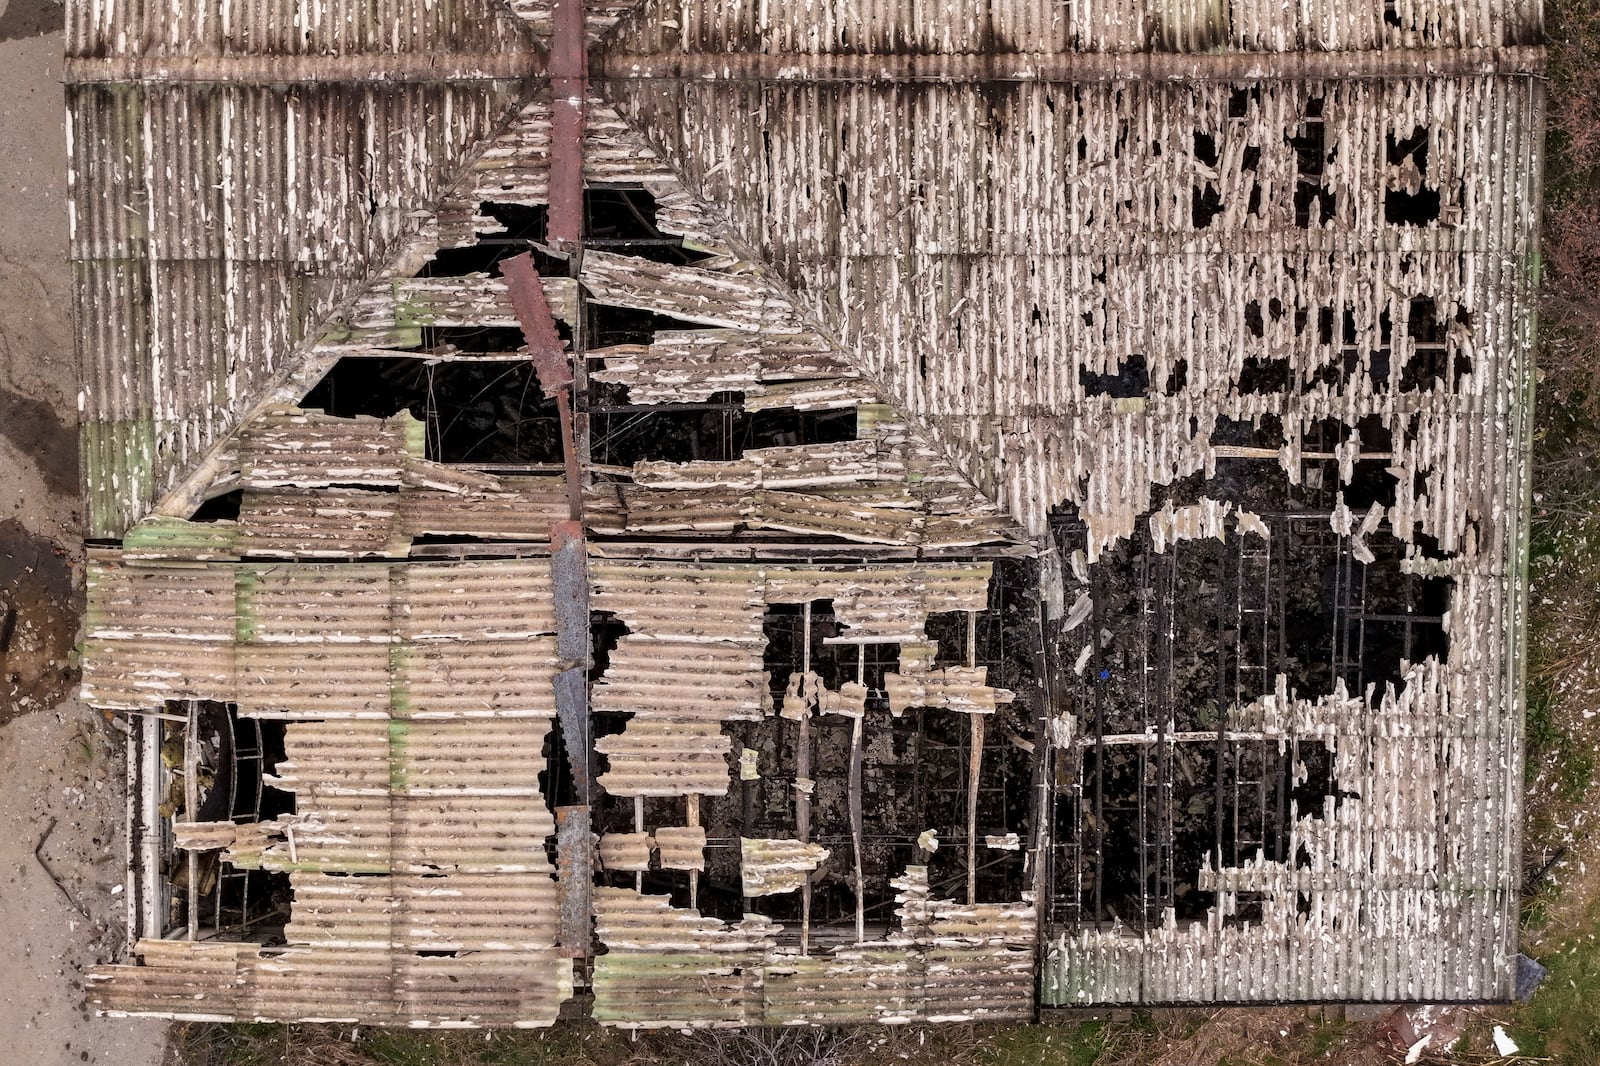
[[0, 517, 79, 722], [0, 0, 63, 41], [0, 383, 76, 497]]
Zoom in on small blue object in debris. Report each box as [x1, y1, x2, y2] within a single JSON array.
[[1098, 670, 1110, 681]]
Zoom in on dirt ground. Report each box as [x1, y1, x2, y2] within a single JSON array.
[[0, 2, 168, 1062]]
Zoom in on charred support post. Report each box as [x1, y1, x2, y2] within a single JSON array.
[[183, 702, 198, 941], [797, 600, 813, 954], [851, 643, 865, 944], [634, 797, 644, 894], [686, 794, 701, 912]]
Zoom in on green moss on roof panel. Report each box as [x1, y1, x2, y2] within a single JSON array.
[[83, 417, 157, 539], [388, 644, 413, 715], [122, 516, 239, 557], [234, 569, 260, 642], [388, 718, 410, 790], [400, 411, 427, 458], [393, 284, 439, 331]]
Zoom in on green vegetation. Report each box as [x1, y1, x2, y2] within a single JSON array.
[[1512, 908, 1600, 1061], [1493, 0, 1600, 1057]]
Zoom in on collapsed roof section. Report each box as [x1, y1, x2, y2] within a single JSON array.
[[76, 0, 1538, 1029], [82, 38, 1033, 1024]]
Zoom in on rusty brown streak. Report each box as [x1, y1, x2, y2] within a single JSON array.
[[502, 253, 582, 520], [548, 0, 588, 246]]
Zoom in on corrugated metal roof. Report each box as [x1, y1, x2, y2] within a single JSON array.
[[608, 74, 1541, 550], [88, 550, 570, 1024], [81, 0, 1535, 1026], [590, 867, 1035, 1027], [609, 0, 1541, 55], [654, 827, 708, 870], [236, 491, 409, 559], [72, 77, 528, 536], [68, 0, 549, 537], [90, 940, 572, 1025]]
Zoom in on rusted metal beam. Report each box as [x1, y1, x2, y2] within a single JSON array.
[[547, 491, 592, 958], [550, 520, 594, 794], [548, 0, 588, 246], [555, 806, 593, 959], [65, 53, 539, 85], [595, 45, 1544, 83], [503, 253, 584, 521]]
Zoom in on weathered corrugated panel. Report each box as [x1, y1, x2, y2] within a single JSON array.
[[1043, 659, 1524, 1004], [90, 563, 572, 1024], [596, 718, 737, 796], [599, 833, 653, 871], [581, 250, 808, 332], [884, 664, 1010, 715], [505, 0, 635, 46], [67, 0, 531, 59], [235, 564, 394, 718], [120, 517, 240, 561], [72, 77, 526, 536], [761, 951, 920, 1024], [761, 563, 994, 638], [609, 0, 1538, 55], [315, 275, 579, 358], [608, 75, 1540, 549], [588, 328, 855, 403], [291, 81, 1020, 558], [82, 554, 237, 708], [88, 549, 570, 1024], [239, 408, 416, 489], [589, 561, 997, 796], [584, 486, 745, 534], [741, 838, 829, 895], [237, 491, 409, 558], [400, 481, 568, 539], [90, 941, 571, 1026], [594, 888, 782, 950], [592, 872, 1035, 1027], [592, 952, 760, 1027], [654, 826, 707, 870]]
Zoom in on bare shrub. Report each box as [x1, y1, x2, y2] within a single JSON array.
[[676, 1026, 864, 1066]]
